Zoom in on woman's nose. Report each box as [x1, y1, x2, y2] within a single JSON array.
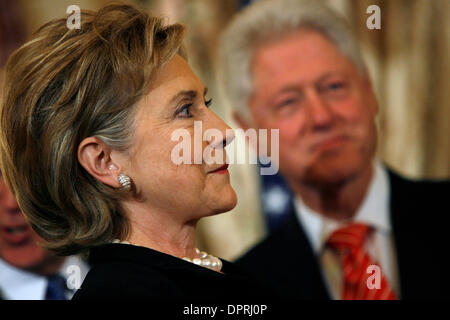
[[204, 109, 235, 149], [209, 130, 235, 151]]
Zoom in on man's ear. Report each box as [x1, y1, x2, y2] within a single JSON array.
[[77, 137, 122, 188]]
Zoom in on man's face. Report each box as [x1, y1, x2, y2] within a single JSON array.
[[246, 30, 378, 187], [0, 175, 54, 272]]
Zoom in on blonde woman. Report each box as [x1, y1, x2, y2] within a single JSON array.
[[0, 4, 269, 299]]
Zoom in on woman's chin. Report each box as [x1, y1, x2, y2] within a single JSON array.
[[223, 186, 238, 211], [207, 188, 238, 216]]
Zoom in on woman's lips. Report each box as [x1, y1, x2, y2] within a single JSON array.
[[0, 225, 32, 245], [209, 164, 229, 174]]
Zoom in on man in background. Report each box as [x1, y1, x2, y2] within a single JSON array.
[[217, 0, 449, 299], [0, 173, 89, 300]]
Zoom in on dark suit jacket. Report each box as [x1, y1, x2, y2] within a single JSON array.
[[72, 243, 271, 300], [237, 169, 450, 299]]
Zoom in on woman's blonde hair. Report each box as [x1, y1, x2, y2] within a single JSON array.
[[0, 3, 186, 255]]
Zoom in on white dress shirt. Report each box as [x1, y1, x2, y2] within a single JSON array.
[[0, 255, 89, 300], [294, 162, 400, 299]]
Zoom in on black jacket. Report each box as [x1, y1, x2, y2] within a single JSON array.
[[237, 169, 450, 299], [72, 243, 271, 300]]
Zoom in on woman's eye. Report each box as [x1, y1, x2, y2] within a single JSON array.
[[205, 98, 212, 108], [176, 103, 193, 118]]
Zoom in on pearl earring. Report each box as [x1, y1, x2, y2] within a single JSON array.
[[118, 173, 132, 191]]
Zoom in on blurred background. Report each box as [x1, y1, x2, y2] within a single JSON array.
[[1, 0, 449, 260]]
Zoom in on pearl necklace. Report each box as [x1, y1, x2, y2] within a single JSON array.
[[182, 248, 223, 272], [111, 239, 223, 272]]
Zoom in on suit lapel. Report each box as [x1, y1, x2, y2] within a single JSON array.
[[388, 169, 442, 299], [389, 172, 414, 299]]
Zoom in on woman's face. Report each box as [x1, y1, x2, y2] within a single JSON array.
[[121, 55, 236, 221]]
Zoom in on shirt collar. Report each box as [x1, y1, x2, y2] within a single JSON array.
[[0, 255, 90, 300], [294, 162, 391, 254], [0, 258, 47, 300]]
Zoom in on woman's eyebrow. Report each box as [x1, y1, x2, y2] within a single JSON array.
[[169, 90, 197, 104], [169, 87, 209, 104]]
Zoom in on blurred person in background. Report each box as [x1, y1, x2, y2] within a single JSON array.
[[0, 3, 270, 299], [217, 0, 450, 300], [0, 173, 89, 299]]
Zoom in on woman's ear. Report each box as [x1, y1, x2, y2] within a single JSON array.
[[77, 137, 122, 188]]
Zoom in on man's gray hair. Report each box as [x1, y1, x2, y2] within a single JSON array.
[[217, 0, 366, 121]]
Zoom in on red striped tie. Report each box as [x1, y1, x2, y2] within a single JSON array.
[[326, 223, 397, 300]]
